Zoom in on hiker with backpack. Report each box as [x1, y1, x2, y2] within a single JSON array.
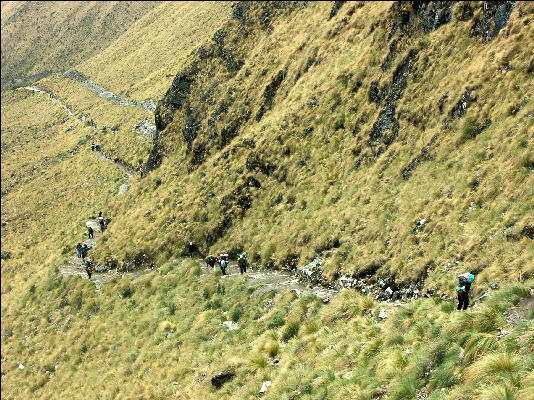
[[76, 243, 83, 258], [457, 271, 475, 311], [218, 253, 229, 275], [206, 255, 217, 270], [98, 212, 105, 232], [88, 226, 94, 239], [85, 260, 95, 279], [80, 244, 89, 260], [237, 253, 248, 274], [91, 141, 95, 151]]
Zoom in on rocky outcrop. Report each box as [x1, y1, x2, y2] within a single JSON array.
[[256, 67, 288, 122], [329, 1, 346, 19], [471, 1, 516, 42], [368, 50, 416, 155]]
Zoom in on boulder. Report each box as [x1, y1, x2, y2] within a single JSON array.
[[259, 380, 272, 394], [211, 370, 235, 388]]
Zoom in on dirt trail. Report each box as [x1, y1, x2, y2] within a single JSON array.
[[18, 86, 74, 116], [19, 85, 137, 195], [93, 150, 135, 195], [59, 220, 151, 294], [200, 261, 337, 301]]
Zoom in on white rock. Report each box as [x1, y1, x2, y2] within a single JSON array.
[[18, 363, 24, 369], [378, 309, 388, 320], [221, 321, 238, 330], [259, 380, 271, 394]]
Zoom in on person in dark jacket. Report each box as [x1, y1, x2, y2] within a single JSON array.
[[188, 242, 197, 258], [76, 243, 83, 258], [206, 255, 217, 270], [457, 271, 475, 311], [88, 226, 94, 239], [81, 244, 89, 260], [237, 253, 248, 274]]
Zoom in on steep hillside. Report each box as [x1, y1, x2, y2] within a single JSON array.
[[77, 1, 232, 100], [0, 1, 162, 89], [1, 2, 533, 399], [94, 1, 533, 293]]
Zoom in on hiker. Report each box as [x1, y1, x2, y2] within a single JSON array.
[[139, 164, 144, 178], [219, 257, 228, 275], [237, 253, 248, 274], [95, 143, 101, 151], [104, 218, 111, 230], [98, 212, 105, 231], [85, 260, 94, 279], [218, 253, 229, 275], [188, 241, 197, 258], [81, 244, 89, 260], [206, 255, 217, 270], [91, 141, 95, 151], [88, 226, 94, 239], [76, 243, 83, 258], [457, 271, 475, 311]]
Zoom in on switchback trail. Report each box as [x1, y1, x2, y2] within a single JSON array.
[[59, 220, 151, 294], [19, 85, 139, 195]]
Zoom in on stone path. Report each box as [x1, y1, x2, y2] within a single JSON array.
[[63, 69, 157, 114], [58, 220, 151, 294], [200, 261, 337, 301]]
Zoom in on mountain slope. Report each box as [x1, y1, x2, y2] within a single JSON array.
[[93, 1, 533, 292], [1, 2, 533, 399], [0, 1, 162, 89]]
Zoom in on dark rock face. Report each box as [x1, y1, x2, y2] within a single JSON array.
[[401, 134, 438, 179], [449, 90, 476, 119], [411, 1, 453, 33], [256, 67, 288, 121], [507, 225, 534, 241], [211, 370, 235, 388], [329, 1, 346, 19], [472, 1, 516, 42], [368, 50, 416, 153], [182, 107, 200, 150], [145, 131, 164, 172], [167, 71, 193, 110]]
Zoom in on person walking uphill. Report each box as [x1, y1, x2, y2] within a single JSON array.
[[457, 271, 475, 310], [88, 226, 94, 239], [76, 243, 83, 258]]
